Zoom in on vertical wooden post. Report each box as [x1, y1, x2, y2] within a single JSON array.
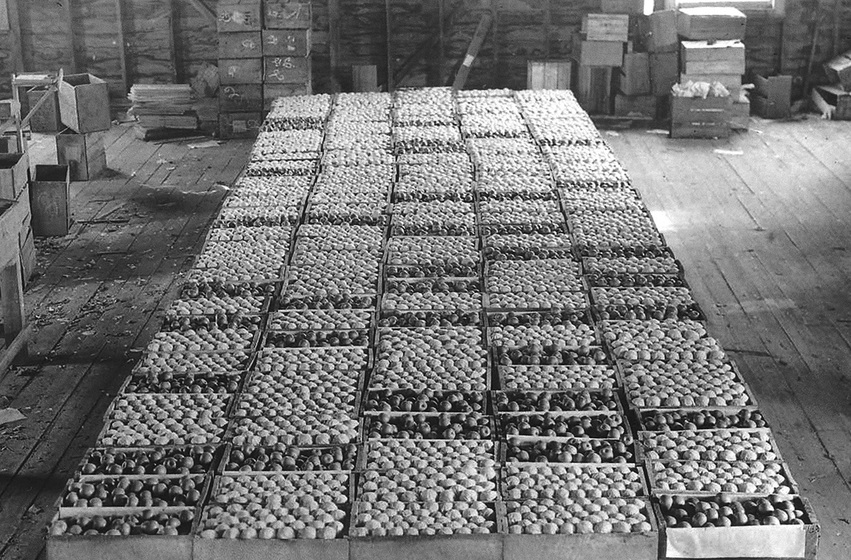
[[544, 0, 551, 60], [64, 0, 79, 73], [6, 0, 23, 72], [328, 0, 341, 92], [167, 0, 179, 82], [385, 0, 394, 92], [115, 0, 129, 94], [438, 0, 446, 85], [491, 0, 498, 87], [1, 259, 25, 350]]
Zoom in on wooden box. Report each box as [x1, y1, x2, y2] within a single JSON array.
[[0, 135, 19, 154], [219, 58, 264, 85], [581, 14, 629, 42], [353, 65, 379, 92], [572, 62, 614, 114], [644, 10, 678, 53], [56, 129, 106, 181], [650, 52, 679, 96], [263, 29, 311, 57], [677, 7, 747, 40], [30, 165, 71, 236], [219, 112, 262, 139], [194, 535, 348, 560], [58, 73, 111, 134], [527, 61, 571, 90], [618, 53, 651, 95], [503, 530, 657, 560], [0, 152, 29, 200], [751, 73, 792, 119], [655, 496, 819, 559], [0, 99, 19, 119], [824, 51, 851, 90], [572, 35, 624, 67], [265, 1, 312, 29], [601, 0, 648, 15], [26, 87, 62, 133], [219, 84, 264, 112], [814, 85, 851, 120], [680, 40, 745, 76], [264, 84, 312, 110], [264, 56, 311, 84], [218, 31, 262, 59], [670, 95, 732, 138], [47, 527, 193, 560], [216, 0, 262, 32], [730, 99, 750, 130], [614, 93, 657, 117]]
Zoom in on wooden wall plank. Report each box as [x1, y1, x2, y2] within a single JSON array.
[[0, 0, 9, 32], [65, 0, 79, 73]]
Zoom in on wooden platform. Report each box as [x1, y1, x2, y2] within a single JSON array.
[[606, 118, 851, 560], [0, 125, 252, 560], [0, 117, 849, 560]]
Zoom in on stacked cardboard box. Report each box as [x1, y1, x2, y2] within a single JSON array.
[[572, 14, 629, 114]]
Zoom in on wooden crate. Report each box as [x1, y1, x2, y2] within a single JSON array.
[[350, 530, 503, 560], [219, 112, 262, 139], [572, 62, 614, 115], [650, 52, 678, 96], [527, 61, 571, 90], [30, 165, 70, 237], [503, 530, 657, 560], [677, 7, 747, 40], [751, 74, 792, 119], [572, 35, 624, 67], [194, 535, 349, 560], [264, 56, 311, 84], [353, 65, 379, 92], [218, 31, 262, 59], [581, 14, 629, 42], [618, 53, 650, 95], [264, 1, 312, 29], [58, 73, 111, 134], [0, 152, 29, 200], [814, 85, 851, 120], [730, 99, 750, 130], [655, 496, 819, 560], [26, 87, 61, 133], [680, 40, 745, 76], [219, 58, 264, 85], [264, 84, 312, 110], [0, 99, 19, 119], [262, 29, 311, 57], [219, 84, 264, 112], [642, 10, 677, 53], [824, 51, 851, 90], [56, 129, 106, 181], [216, 0, 262, 33], [670, 95, 732, 138], [47, 527, 193, 560]]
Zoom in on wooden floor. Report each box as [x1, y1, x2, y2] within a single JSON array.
[[0, 125, 253, 560], [0, 117, 849, 559], [607, 118, 851, 560]]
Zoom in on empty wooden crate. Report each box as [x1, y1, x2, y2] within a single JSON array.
[[527, 61, 571, 90], [56, 129, 106, 181], [30, 165, 71, 236], [58, 73, 111, 134]]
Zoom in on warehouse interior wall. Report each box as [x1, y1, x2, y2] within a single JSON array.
[[0, 0, 849, 99]]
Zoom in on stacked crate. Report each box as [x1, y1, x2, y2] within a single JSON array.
[[217, 0, 264, 138], [57, 74, 111, 181], [262, 1, 313, 109], [572, 15, 629, 114]]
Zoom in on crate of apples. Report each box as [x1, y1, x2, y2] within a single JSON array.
[[498, 365, 618, 392]]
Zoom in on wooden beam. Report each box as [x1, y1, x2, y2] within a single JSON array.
[[452, 12, 492, 90], [491, 0, 498, 87], [115, 0, 129, 94], [385, 0, 393, 92], [64, 0, 79, 73], [6, 0, 23, 72], [328, 0, 341, 92], [167, 0, 179, 81], [184, 0, 216, 25], [0, 0, 9, 32], [544, 0, 551, 59], [438, 0, 446, 85]]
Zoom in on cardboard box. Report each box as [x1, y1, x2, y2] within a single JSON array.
[[30, 165, 71, 236], [824, 51, 851, 90], [262, 29, 312, 57], [614, 93, 656, 117], [218, 58, 264, 85], [0, 152, 29, 200], [581, 14, 629, 42], [601, 0, 648, 15], [572, 35, 624, 67], [264, 84, 312, 110], [56, 129, 106, 181], [219, 84, 264, 112], [264, 1, 312, 29], [216, 0, 262, 32], [670, 95, 732, 138], [219, 112, 262, 139], [264, 56, 311, 84], [645, 10, 678, 52], [650, 52, 679, 95], [677, 7, 747, 40], [26, 87, 62, 133], [58, 73, 111, 133], [680, 40, 746, 75], [619, 53, 651, 95], [218, 31, 262, 59], [527, 61, 571, 90]]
